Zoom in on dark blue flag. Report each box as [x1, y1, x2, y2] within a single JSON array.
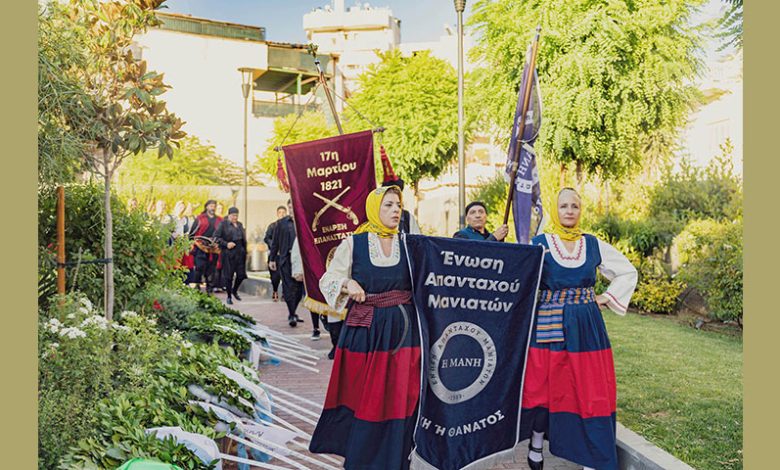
[[505, 37, 544, 244], [405, 235, 544, 469]]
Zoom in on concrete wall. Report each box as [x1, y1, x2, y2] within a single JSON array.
[[134, 29, 276, 168]]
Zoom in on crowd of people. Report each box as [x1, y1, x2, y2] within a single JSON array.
[[132, 183, 638, 470]]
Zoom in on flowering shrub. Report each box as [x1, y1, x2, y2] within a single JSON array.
[[673, 218, 743, 323]]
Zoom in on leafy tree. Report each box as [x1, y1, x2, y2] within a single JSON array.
[[468, 0, 705, 183], [118, 136, 244, 186], [38, 3, 91, 184], [46, 0, 186, 320], [254, 111, 336, 189], [343, 50, 469, 212], [715, 0, 742, 51]]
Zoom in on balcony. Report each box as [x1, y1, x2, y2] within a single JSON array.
[[252, 100, 320, 119]]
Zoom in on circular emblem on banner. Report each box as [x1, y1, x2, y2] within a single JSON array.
[[428, 322, 497, 404]]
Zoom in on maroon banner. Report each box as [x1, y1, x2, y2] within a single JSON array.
[[282, 130, 376, 316]]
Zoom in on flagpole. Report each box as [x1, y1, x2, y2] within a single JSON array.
[[502, 26, 541, 226], [307, 43, 344, 135], [455, 0, 467, 229]]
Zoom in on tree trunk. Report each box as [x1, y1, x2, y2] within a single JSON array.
[[103, 151, 115, 321], [413, 180, 420, 220], [575, 161, 584, 194], [559, 163, 566, 188]]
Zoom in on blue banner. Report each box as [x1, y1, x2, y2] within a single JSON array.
[[405, 235, 544, 469], [505, 38, 544, 244]]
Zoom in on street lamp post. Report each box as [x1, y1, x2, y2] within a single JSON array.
[[454, 0, 466, 229], [239, 68, 253, 231]]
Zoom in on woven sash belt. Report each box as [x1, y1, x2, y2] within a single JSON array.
[[536, 287, 596, 343], [346, 290, 413, 328]]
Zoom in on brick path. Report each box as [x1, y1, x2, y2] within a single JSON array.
[[218, 290, 579, 470]]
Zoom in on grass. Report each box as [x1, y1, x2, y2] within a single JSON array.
[[605, 312, 743, 470]]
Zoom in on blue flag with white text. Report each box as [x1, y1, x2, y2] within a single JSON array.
[[405, 235, 544, 469], [505, 40, 544, 244]]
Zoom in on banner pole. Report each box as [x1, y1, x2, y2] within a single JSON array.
[[503, 26, 542, 226], [307, 43, 344, 135]]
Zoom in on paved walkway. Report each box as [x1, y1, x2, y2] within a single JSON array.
[[218, 291, 579, 470]]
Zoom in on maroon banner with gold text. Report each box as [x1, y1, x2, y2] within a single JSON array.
[[282, 130, 376, 316]]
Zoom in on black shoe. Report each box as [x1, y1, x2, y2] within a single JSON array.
[[327, 348, 335, 360], [226, 297, 233, 305], [311, 329, 321, 341], [294, 315, 304, 323], [288, 315, 297, 327], [233, 292, 242, 301], [527, 442, 544, 470]]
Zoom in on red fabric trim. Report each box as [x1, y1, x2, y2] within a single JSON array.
[[324, 347, 421, 422], [550, 235, 584, 261], [522, 347, 616, 418], [194, 213, 222, 237], [346, 291, 413, 327], [605, 292, 627, 311]]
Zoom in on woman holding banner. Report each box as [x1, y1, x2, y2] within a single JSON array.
[[310, 186, 420, 470], [521, 187, 637, 470]]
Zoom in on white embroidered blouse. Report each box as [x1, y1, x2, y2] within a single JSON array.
[[543, 233, 638, 316], [319, 233, 402, 312]]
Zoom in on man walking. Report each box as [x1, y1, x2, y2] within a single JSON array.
[[214, 207, 247, 305], [188, 199, 222, 293], [268, 199, 304, 327], [263, 205, 287, 302]]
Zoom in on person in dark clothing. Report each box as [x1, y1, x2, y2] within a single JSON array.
[[188, 199, 223, 293], [263, 205, 288, 302], [268, 199, 304, 327], [214, 207, 247, 305], [452, 201, 509, 241]]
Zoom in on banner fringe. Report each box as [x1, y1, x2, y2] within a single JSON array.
[[303, 297, 347, 320]]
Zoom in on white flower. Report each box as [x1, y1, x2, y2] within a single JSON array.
[[50, 343, 59, 349], [120, 311, 138, 319], [45, 318, 62, 334], [81, 315, 109, 330], [79, 297, 93, 312], [111, 324, 130, 332], [78, 307, 90, 315], [58, 327, 87, 339], [66, 313, 76, 320], [146, 318, 157, 326], [182, 340, 193, 349]]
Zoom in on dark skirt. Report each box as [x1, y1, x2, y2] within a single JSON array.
[[310, 302, 421, 470], [519, 301, 618, 470]]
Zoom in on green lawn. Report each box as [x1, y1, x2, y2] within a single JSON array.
[[605, 312, 743, 470]]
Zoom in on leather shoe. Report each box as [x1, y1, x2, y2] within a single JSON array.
[[527, 442, 544, 470], [226, 297, 233, 305], [233, 292, 242, 301]]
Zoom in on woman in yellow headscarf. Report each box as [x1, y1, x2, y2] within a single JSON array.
[[310, 185, 421, 470], [520, 187, 638, 470]]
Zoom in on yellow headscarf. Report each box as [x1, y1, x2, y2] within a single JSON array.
[[353, 186, 403, 238], [545, 188, 583, 241]]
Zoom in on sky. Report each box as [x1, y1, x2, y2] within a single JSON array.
[[163, 0, 733, 60], [163, 0, 476, 44]]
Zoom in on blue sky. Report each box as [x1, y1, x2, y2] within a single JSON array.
[[163, 0, 476, 44], [163, 0, 732, 60]]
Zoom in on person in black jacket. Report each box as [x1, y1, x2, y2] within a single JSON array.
[[263, 205, 287, 302], [268, 199, 304, 327], [214, 207, 247, 305]]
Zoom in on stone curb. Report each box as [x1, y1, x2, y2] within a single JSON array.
[[617, 423, 695, 470]]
